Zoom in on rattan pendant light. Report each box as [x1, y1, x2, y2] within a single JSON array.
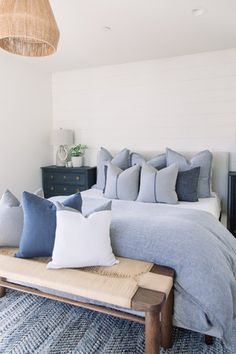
[[0, 0, 60, 57]]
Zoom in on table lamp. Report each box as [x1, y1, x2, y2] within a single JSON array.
[[50, 129, 74, 166]]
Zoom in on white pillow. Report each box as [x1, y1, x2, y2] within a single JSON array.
[[47, 210, 117, 269]]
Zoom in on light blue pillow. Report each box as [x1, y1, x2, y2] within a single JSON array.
[[166, 148, 213, 198], [104, 163, 140, 201], [0, 190, 22, 247], [137, 163, 178, 204], [16, 192, 82, 258], [96, 147, 130, 190], [130, 152, 166, 169], [0, 188, 46, 247]]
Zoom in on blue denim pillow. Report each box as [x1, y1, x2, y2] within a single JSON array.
[[15, 192, 82, 258]]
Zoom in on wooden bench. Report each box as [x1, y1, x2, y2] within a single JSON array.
[[0, 250, 174, 354]]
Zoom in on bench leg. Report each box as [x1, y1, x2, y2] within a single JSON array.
[[0, 286, 6, 298], [205, 335, 213, 345], [161, 288, 173, 349], [145, 310, 161, 354]]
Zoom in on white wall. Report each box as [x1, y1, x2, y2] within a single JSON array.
[[52, 48, 236, 167], [0, 54, 52, 199]]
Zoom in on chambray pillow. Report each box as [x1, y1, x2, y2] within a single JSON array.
[[130, 152, 166, 169], [104, 163, 140, 201], [0, 190, 23, 247], [47, 203, 117, 269], [0, 188, 44, 247], [176, 167, 200, 202], [166, 148, 213, 198], [55, 199, 112, 217], [137, 163, 178, 204], [16, 192, 82, 258], [96, 147, 130, 190]]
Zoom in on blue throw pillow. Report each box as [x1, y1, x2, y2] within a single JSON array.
[[15, 192, 82, 258]]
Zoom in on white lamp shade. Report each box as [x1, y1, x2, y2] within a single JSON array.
[[50, 129, 74, 146]]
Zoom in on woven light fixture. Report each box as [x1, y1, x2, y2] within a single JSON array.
[[0, 0, 60, 57]]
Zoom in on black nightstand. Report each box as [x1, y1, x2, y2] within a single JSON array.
[[227, 171, 236, 236], [41, 166, 97, 198]]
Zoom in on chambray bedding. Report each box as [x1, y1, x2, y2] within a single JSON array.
[[108, 198, 236, 344], [49, 194, 235, 344]]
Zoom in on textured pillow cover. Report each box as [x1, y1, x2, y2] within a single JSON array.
[[56, 199, 112, 217], [104, 163, 140, 201], [130, 152, 166, 169], [0, 188, 45, 247], [137, 163, 178, 204], [16, 192, 82, 258], [47, 208, 117, 269], [0, 190, 23, 247], [96, 147, 130, 190], [176, 167, 200, 202], [166, 148, 213, 198], [0, 189, 20, 207]]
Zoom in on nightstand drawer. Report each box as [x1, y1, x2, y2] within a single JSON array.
[[46, 184, 83, 197], [44, 172, 85, 186]]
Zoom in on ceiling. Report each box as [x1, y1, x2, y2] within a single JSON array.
[[2, 0, 236, 72]]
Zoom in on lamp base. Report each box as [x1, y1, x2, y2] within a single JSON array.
[[56, 145, 68, 166]]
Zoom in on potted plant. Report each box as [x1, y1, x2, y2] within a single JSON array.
[[69, 144, 87, 167]]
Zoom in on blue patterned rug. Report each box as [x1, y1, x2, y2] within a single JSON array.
[[0, 290, 235, 354]]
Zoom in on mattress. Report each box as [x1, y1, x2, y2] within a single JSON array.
[[79, 188, 221, 220]]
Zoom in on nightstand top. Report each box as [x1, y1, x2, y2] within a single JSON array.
[[41, 165, 96, 171]]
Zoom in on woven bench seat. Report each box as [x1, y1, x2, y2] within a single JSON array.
[[0, 247, 174, 354]]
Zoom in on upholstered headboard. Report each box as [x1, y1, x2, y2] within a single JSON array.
[[86, 149, 229, 212]]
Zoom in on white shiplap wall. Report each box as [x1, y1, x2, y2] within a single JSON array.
[[0, 53, 52, 199], [52, 48, 236, 167]]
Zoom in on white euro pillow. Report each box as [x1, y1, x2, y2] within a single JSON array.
[[47, 210, 118, 269]]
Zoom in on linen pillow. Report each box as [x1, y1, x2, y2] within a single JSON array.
[[0, 189, 20, 207], [130, 152, 166, 169], [166, 148, 213, 198], [0, 188, 45, 247], [16, 191, 82, 258], [104, 163, 140, 201], [137, 163, 178, 204], [176, 167, 200, 202], [96, 147, 130, 190], [55, 199, 112, 217], [0, 190, 22, 247], [47, 208, 117, 269]]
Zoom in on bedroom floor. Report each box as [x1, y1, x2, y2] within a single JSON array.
[[0, 290, 234, 354]]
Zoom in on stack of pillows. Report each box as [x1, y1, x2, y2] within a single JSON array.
[[98, 147, 213, 204], [0, 189, 117, 268]]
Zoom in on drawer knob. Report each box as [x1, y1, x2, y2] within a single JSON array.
[[50, 187, 54, 191], [50, 175, 54, 179], [64, 187, 67, 191], [63, 176, 67, 179], [76, 176, 80, 181]]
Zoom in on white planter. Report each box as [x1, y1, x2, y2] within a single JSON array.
[[71, 156, 83, 167]]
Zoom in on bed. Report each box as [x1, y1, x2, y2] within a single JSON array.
[[47, 151, 236, 344], [4, 151, 236, 345]]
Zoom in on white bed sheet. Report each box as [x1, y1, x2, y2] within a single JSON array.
[[81, 188, 221, 220]]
